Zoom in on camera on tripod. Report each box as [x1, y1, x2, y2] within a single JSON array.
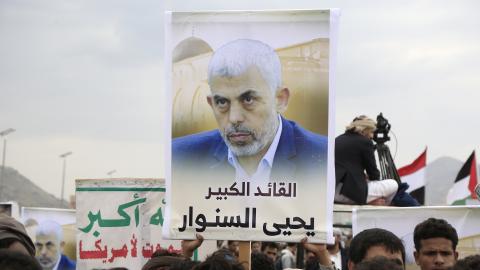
[[373, 113, 391, 144]]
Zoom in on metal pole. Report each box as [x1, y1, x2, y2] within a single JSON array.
[[59, 151, 72, 208], [61, 157, 66, 206], [0, 128, 15, 201], [0, 138, 6, 200]]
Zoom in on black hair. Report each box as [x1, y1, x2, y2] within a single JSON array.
[[170, 260, 200, 270], [348, 228, 405, 264], [354, 256, 403, 270], [260, 242, 279, 252], [451, 255, 480, 270], [0, 249, 42, 270], [305, 255, 320, 270], [151, 249, 182, 258], [413, 218, 458, 252], [251, 252, 274, 270], [193, 251, 244, 270]]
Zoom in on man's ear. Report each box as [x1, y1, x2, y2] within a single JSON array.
[[275, 88, 290, 113], [207, 95, 213, 108], [60, 241, 65, 252], [347, 260, 355, 270], [414, 251, 420, 265], [454, 250, 459, 261]]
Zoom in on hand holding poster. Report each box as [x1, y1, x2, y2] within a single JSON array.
[[164, 10, 338, 243]]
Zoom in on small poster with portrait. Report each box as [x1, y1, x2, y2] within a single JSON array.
[[164, 10, 338, 243]]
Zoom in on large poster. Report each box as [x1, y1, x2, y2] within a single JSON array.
[[76, 179, 216, 270], [353, 206, 480, 268], [164, 10, 337, 243]]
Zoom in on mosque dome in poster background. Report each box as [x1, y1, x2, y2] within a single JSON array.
[[172, 37, 213, 63]]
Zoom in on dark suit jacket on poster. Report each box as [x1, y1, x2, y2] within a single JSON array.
[[172, 117, 327, 183], [335, 131, 380, 204], [58, 254, 76, 270]]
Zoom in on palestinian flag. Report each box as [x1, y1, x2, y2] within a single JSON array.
[[398, 148, 427, 205], [447, 151, 478, 205]]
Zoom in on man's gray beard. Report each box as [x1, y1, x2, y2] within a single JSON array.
[[37, 254, 58, 269], [221, 113, 278, 157]]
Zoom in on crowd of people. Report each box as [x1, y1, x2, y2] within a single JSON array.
[[1, 213, 480, 270]]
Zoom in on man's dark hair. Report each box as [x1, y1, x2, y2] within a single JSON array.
[[354, 256, 403, 270], [261, 242, 279, 252], [152, 249, 182, 258], [348, 228, 405, 264], [193, 251, 244, 270], [170, 260, 200, 270], [0, 249, 42, 270], [305, 255, 320, 270], [451, 255, 480, 270], [413, 218, 458, 252], [251, 251, 274, 270]]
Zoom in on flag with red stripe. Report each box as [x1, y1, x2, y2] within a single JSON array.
[[398, 148, 427, 205], [447, 151, 478, 205]]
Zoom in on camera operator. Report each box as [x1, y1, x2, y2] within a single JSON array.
[[334, 115, 398, 205]]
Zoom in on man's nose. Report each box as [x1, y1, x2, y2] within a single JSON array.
[[40, 245, 48, 255], [434, 253, 445, 264], [229, 103, 245, 124]]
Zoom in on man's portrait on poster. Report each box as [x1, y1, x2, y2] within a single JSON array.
[[172, 38, 327, 184]]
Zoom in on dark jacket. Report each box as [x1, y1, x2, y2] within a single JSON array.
[[58, 254, 76, 270], [335, 131, 380, 204]]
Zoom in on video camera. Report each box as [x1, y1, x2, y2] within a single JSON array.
[[373, 113, 391, 144]]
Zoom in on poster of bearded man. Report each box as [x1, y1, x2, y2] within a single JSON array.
[[163, 10, 338, 243]]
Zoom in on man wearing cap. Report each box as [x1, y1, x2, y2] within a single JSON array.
[[334, 115, 398, 205], [0, 213, 36, 256]]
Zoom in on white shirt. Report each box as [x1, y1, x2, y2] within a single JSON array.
[[52, 254, 61, 270], [227, 114, 282, 186], [330, 252, 342, 270]]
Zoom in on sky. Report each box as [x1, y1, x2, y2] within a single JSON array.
[[1, 0, 480, 202]]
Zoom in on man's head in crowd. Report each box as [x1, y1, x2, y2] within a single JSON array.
[[251, 241, 261, 253], [346, 115, 376, 139], [413, 218, 458, 270], [450, 254, 480, 270], [227, 241, 240, 256], [35, 220, 64, 270], [354, 256, 403, 270], [327, 228, 342, 252], [0, 249, 42, 270], [251, 251, 274, 270], [195, 250, 244, 270], [348, 228, 405, 270], [0, 214, 36, 256], [261, 242, 279, 262]]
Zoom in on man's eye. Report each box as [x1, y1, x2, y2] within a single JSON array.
[[215, 98, 229, 108], [243, 96, 254, 105]]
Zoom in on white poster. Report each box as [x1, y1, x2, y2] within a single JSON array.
[[164, 9, 338, 243], [76, 178, 216, 270]]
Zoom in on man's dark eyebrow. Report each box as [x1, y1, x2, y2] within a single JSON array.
[[213, 94, 229, 102], [239, 90, 258, 100]]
